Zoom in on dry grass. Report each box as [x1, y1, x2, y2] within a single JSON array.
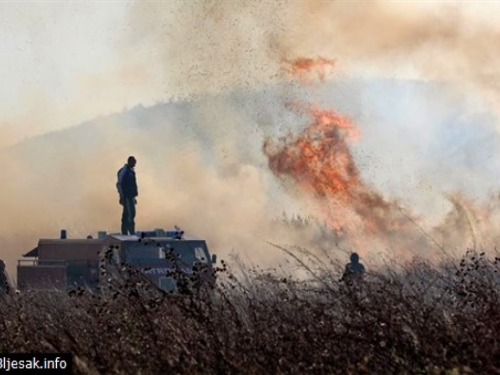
[[1, 249, 500, 374]]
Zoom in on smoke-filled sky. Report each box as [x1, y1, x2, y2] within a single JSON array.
[[3, 1, 500, 145], [3, 1, 500, 277]]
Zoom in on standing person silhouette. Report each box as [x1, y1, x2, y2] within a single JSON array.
[[116, 156, 138, 235]]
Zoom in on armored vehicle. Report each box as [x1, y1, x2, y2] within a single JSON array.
[[17, 229, 217, 293]]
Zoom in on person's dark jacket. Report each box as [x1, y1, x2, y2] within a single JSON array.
[[341, 253, 365, 283], [117, 165, 138, 198]]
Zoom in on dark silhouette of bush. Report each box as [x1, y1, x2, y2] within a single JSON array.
[[1, 249, 500, 374]]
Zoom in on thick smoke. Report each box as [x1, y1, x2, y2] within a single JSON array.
[[3, 1, 500, 278], [274, 2, 500, 122], [124, 1, 500, 114], [0, 99, 336, 279]]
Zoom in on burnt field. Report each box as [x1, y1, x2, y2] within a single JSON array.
[[2, 250, 500, 375]]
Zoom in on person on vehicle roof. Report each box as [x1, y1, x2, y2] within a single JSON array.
[[116, 156, 138, 235], [341, 252, 366, 283]]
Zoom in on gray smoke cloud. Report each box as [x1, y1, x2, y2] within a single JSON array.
[[3, 1, 500, 278], [122, 1, 500, 114]]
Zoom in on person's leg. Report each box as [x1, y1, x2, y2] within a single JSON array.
[[122, 198, 134, 235], [130, 198, 136, 234], [121, 200, 128, 235]]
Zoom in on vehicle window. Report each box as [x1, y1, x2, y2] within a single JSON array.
[[175, 248, 195, 264], [125, 245, 163, 261], [167, 245, 208, 265], [194, 247, 208, 263]]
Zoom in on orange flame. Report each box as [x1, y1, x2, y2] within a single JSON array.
[[270, 55, 427, 257], [264, 103, 408, 238], [284, 56, 336, 82], [271, 54, 500, 258]]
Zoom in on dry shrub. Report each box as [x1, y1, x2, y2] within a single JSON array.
[[1, 250, 500, 374]]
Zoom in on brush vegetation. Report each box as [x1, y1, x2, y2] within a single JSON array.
[[1, 249, 500, 374]]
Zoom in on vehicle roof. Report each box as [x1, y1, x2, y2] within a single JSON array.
[[39, 239, 105, 244], [20, 230, 206, 258], [109, 234, 204, 242], [23, 239, 104, 258]]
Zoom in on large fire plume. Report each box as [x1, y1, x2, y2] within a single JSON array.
[[264, 56, 421, 253], [264, 103, 410, 242], [266, 56, 500, 259]]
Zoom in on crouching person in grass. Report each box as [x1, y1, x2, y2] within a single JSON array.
[[341, 252, 366, 285]]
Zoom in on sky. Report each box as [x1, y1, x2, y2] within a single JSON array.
[[2, 1, 500, 148], [0, 2, 139, 146]]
